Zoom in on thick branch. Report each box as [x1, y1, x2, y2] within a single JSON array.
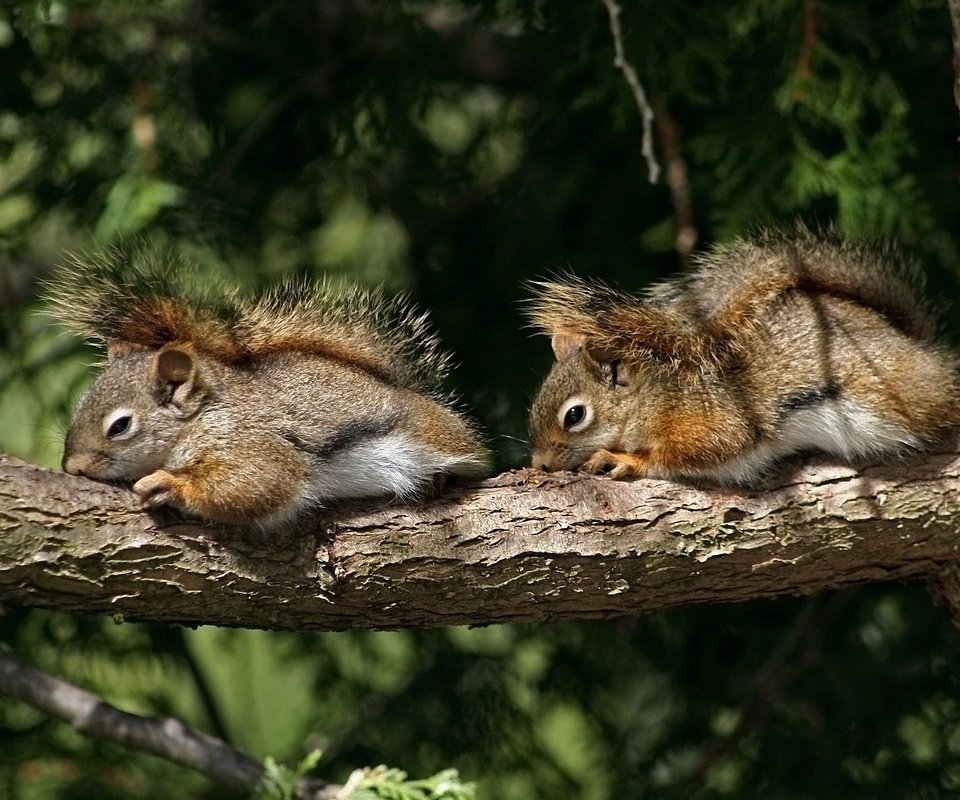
[[2, 451, 959, 631], [0, 648, 340, 799]]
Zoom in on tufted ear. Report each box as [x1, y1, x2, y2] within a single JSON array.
[[152, 344, 208, 417], [107, 339, 151, 360], [580, 341, 633, 388], [550, 333, 585, 362], [550, 333, 629, 385]]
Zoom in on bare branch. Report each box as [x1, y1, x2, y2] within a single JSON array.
[[949, 0, 960, 135], [653, 99, 697, 264], [600, 0, 661, 183], [0, 648, 340, 799], [794, 0, 819, 90], [2, 450, 960, 631]]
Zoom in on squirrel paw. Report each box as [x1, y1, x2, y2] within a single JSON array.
[[133, 470, 182, 510], [582, 450, 649, 480]]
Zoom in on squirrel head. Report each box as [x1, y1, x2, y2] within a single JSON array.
[[529, 333, 646, 471], [62, 343, 217, 481]]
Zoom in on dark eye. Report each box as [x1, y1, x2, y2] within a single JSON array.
[[563, 405, 586, 429], [107, 415, 132, 438]]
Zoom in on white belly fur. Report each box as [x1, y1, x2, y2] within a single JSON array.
[[306, 430, 483, 502], [686, 398, 919, 485]]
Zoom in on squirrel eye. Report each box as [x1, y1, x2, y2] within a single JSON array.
[[564, 405, 586, 428], [103, 409, 137, 440], [107, 416, 131, 437], [558, 397, 593, 433]]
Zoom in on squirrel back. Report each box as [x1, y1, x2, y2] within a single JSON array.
[[683, 225, 938, 342], [528, 225, 940, 372], [527, 226, 959, 484], [48, 246, 450, 397], [51, 246, 489, 528]]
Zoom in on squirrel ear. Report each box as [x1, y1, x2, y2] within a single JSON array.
[[107, 340, 151, 361], [153, 345, 206, 415], [550, 333, 586, 362], [580, 342, 632, 388], [582, 342, 618, 365]]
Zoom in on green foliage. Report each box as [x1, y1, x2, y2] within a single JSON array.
[[254, 750, 321, 800], [3, 1, 960, 799], [345, 766, 474, 800]]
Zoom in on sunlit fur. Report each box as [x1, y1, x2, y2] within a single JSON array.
[[51, 250, 490, 528], [527, 226, 960, 484]]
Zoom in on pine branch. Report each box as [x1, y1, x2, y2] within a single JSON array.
[[2, 450, 960, 630]]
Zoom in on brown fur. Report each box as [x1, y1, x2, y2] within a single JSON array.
[[528, 226, 959, 484], [52, 250, 490, 528], [46, 249, 450, 396]]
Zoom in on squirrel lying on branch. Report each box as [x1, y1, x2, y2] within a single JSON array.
[[47, 249, 490, 528], [527, 226, 960, 484]]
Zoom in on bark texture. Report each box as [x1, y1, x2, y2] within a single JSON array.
[[1, 451, 959, 632]]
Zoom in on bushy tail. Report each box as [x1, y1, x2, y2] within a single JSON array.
[[46, 247, 244, 357], [527, 225, 939, 369], [526, 275, 713, 367], [45, 245, 451, 396], [688, 224, 938, 341], [241, 278, 451, 395]]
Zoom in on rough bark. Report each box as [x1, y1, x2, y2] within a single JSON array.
[[1, 451, 959, 632]]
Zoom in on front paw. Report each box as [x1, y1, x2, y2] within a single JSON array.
[[582, 450, 648, 479], [133, 470, 181, 510]]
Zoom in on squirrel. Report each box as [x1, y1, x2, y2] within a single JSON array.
[[526, 225, 960, 484], [47, 247, 491, 528]]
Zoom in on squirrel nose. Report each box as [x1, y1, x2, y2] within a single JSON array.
[[62, 454, 88, 476], [531, 451, 553, 472]]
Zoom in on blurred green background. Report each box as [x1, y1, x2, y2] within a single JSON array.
[[3, 1, 960, 798]]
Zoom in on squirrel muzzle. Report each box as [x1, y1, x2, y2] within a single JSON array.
[[62, 452, 95, 478]]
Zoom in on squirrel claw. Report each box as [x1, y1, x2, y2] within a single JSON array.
[[583, 450, 648, 480], [133, 471, 179, 509]]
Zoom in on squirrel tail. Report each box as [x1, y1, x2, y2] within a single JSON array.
[[241, 278, 451, 395], [526, 275, 711, 366], [46, 246, 453, 396], [689, 224, 939, 341], [46, 246, 245, 359], [527, 225, 938, 367]]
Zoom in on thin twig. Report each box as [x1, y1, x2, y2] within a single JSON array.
[[653, 99, 697, 265], [793, 0, 819, 101], [171, 626, 233, 743], [0, 649, 340, 799], [204, 73, 315, 191], [949, 0, 960, 140], [600, 0, 660, 183], [798, 0, 818, 81]]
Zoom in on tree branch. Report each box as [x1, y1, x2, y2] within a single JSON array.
[[949, 0, 960, 137], [653, 98, 697, 265], [599, 0, 660, 183], [2, 450, 960, 631], [0, 647, 340, 799]]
